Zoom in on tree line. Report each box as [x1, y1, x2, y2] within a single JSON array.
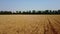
[[0, 10, 60, 14]]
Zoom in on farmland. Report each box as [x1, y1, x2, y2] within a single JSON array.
[[0, 15, 60, 34]]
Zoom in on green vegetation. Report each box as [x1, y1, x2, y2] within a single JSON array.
[[0, 10, 60, 14]]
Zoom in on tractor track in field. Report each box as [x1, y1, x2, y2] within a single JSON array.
[[47, 18, 58, 34], [49, 16, 60, 25]]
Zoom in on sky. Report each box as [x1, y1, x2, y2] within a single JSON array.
[[0, 0, 60, 11]]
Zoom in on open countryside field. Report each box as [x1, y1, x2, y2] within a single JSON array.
[[0, 15, 60, 34]]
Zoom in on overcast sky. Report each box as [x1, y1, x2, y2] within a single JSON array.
[[0, 0, 60, 11]]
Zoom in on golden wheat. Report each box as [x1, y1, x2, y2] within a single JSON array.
[[0, 15, 60, 34]]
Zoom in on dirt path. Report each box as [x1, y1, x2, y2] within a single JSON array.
[[0, 15, 60, 34]]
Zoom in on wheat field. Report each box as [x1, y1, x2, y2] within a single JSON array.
[[0, 15, 60, 34]]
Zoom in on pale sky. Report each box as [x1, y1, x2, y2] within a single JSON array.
[[0, 0, 60, 11]]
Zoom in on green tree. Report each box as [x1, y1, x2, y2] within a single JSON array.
[[32, 10, 36, 14], [16, 11, 19, 14], [19, 11, 21, 14], [37, 11, 41, 14]]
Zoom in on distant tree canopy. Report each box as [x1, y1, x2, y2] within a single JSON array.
[[0, 10, 60, 14]]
